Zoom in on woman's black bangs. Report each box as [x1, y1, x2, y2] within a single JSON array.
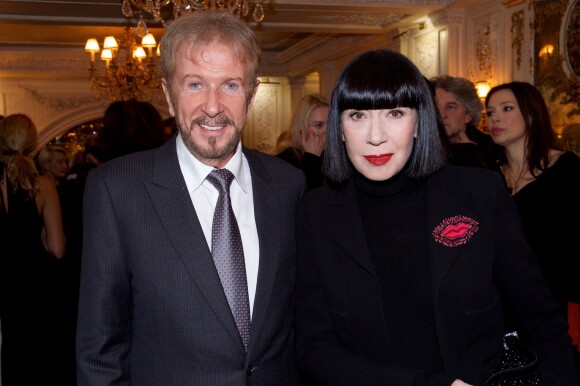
[[337, 81, 421, 111]]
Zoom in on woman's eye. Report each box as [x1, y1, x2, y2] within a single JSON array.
[[388, 109, 403, 118], [485, 111, 494, 117]]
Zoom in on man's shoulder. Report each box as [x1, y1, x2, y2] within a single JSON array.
[[243, 148, 307, 196], [91, 146, 167, 181], [244, 148, 304, 175]]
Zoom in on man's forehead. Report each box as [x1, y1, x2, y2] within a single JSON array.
[[180, 40, 245, 63]]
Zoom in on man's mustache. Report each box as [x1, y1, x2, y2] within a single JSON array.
[[191, 114, 233, 127]]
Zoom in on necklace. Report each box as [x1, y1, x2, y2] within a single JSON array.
[[500, 165, 535, 195]]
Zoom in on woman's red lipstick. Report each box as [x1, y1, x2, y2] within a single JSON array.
[[364, 153, 393, 166], [490, 127, 504, 136]]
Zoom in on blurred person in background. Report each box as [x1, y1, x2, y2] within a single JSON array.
[[0, 114, 66, 385], [96, 98, 166, 163], [486, 81, 580, 375], [430, 75, 497, 170], [37, 145, 69, 187], [276, 93, 329, 190]]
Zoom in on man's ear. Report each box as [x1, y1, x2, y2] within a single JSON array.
[[246, 79, 260, 111], [162, 79, 175, 117]]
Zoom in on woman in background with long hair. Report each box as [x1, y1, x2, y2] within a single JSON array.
[[276, 93, 329, 190], [486, 81, 580, 375], [0, 114, 66, 385]]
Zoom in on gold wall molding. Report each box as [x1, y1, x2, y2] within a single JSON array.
[[534, 0, 580, 118], [532, 0, 568, 31], [312, 13, 407, 27], [21, 87, 96, 112], [511, 10, 525, 68], [503, 0, 526, 8]]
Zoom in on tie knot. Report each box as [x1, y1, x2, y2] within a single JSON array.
[[207, 168, 235, 194]]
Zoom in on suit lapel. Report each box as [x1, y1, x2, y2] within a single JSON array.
[[242, 150, 278, 353], [144, 138, 244, 351]]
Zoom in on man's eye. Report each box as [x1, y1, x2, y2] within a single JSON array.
[[188, 82, 202, 90], [225, 83, 239, 91]]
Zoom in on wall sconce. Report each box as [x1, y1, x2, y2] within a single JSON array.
[[539, 44, 555, 58], [392, 22, 426, 40], [475, 81, 491, 98]]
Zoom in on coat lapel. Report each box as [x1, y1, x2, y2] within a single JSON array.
[[328, 181, 376, 278], [326, 170, 478, 298], [427, 168, 479, 296], [242, 149, 279, 354], [144, 138, 244, 351]]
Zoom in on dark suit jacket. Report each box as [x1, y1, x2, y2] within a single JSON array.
[[295, 166, 577, 385], [76, 136, 306, 386]]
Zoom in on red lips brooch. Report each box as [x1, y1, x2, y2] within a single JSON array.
[[432, 215, 479, 247]]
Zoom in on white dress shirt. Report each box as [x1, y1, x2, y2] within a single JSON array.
[[176, 134, 259, 318]]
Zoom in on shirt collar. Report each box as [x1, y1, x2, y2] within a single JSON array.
[[176, 133, 248, 194]]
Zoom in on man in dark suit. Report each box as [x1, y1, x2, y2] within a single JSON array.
[[76, 11, 306, 386]]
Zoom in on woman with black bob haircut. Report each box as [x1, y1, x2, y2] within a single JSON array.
[[294, 49, 578, 385], [323, 49, 446, 183]]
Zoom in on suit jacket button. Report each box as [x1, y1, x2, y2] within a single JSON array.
[[246, 365, 254, 376]]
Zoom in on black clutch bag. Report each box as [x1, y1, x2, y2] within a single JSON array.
[[485, 331, 541, 386]]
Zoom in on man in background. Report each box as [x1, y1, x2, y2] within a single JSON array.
[[431, 75, 498, 170]]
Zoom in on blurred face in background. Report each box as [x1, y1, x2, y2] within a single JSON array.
[[42, 150, 69, 181], [435, 88, 472, 142], [486, 89, 526, 148], [307, 106, 329, 141]]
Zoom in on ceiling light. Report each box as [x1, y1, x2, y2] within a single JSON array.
[[122, 0, 265, 38], [84, 27, 162, 101]]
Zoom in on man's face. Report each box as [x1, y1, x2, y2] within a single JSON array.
[[45, 151, 68, 179], [163, 41, 258, 168], [435, 88, 472, 142]]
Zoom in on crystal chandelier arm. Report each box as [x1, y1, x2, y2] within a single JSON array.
[[121, 0, 266, 27], [84, 27, 163, 101]]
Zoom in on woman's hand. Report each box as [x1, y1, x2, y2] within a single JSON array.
[[301, 129, 325, 156]]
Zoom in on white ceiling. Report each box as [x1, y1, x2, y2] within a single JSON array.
[[0, 0, 458, 65]]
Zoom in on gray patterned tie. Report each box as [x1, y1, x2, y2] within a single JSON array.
[[207, 169, 251, 350]]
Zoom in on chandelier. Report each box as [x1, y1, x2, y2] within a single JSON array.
[[121, 0, 266, 37], [84, 27, 162, 101]]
